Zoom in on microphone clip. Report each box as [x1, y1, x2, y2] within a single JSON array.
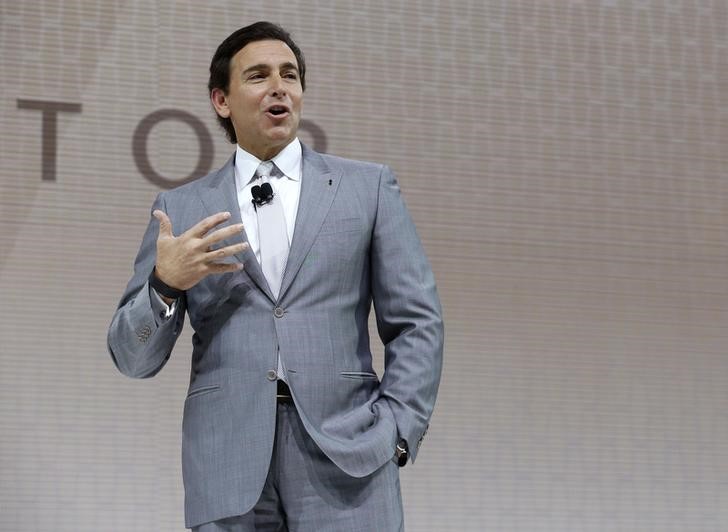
[[251, 182, 275, 207]]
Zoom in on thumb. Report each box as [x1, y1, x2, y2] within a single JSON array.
[[152, 209, 173, 238]]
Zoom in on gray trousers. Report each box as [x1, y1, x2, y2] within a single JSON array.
[[192, 402, 404, 532]]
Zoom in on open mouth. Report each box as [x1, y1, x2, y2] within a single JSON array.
[[266, 105, 289, 117]]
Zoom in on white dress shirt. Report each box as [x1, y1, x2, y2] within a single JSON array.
[[234, 138, 302, 263], [151, 138, 303, 319]]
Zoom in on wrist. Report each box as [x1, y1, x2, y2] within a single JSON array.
[[149, 268, 184, 300], [395, 439, 408, 467]]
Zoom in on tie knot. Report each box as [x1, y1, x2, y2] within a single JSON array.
[[255, 161, 280, 180]]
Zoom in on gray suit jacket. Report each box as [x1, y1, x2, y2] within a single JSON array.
[[107, 144, 444, 528]]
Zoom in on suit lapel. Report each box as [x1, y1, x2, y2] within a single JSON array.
[[196, 154, 274, 301], [279, 145, 340, 300]]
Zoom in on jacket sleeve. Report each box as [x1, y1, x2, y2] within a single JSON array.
[[107, 193, 186, 378], [371, 165, 444, 463]]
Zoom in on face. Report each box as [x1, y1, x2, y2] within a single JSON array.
[[211, 39, 303, 160]]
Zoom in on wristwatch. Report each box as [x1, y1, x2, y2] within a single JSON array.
[[395, 439, 408, 467]]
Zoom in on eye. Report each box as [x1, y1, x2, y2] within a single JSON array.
[[283, 72, 298, 80], [248, 73, 265, 81]]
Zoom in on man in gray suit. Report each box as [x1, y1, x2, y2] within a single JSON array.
[[108, 21, 443, 531]]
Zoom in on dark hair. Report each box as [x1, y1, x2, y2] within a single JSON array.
[[208, 21, 306, 144]]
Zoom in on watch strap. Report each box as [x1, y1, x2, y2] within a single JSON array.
[[148, 268, 184, 300]]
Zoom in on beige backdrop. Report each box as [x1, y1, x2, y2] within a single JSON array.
[[1, 1, 727, 530]]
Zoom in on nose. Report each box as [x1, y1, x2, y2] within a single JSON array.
[[269, 74, 286, 98]]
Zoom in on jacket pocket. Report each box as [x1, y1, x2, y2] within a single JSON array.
[[185, 384, 221, 400], [340, 371, 379, 380]]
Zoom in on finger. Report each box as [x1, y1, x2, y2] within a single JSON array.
[[153, 210, 174, 238], [188, 211, 231, 238], [206, 242, 248, 260], [208, 261, 244, 274], [202, 223, 245, 247]]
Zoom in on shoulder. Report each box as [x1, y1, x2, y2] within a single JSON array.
[[304, 145, 391, 183], [158, 154, 235, 201], [320, 153, 385, 173]]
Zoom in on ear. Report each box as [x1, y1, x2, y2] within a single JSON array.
[[210, 88, 230, 118]]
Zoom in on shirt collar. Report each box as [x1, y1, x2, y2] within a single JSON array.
[[235, 138, 302, 187]]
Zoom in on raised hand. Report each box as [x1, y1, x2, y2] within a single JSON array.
[[152, 210, 248, 291]]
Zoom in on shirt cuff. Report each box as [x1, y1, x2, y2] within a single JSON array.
[[149, 284, 177, 322]]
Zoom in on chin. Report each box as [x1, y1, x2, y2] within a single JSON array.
[[268, 130, 294, 144]]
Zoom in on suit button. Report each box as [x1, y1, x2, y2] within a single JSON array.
[[273, 307, 285, 318], [267, 370, 278, 381]]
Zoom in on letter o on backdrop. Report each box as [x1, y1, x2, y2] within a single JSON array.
[[133, 109, 214, 189]]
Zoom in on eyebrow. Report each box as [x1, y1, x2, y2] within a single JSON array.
[[242, 62, 299, 75]]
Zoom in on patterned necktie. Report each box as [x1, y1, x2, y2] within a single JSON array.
[[253, 160, 289, 299]]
